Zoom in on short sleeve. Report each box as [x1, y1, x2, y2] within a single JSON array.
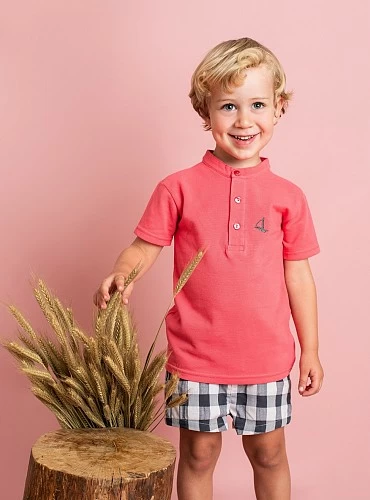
[[282, 189, 320, 260], [134, 182, 179, 246]]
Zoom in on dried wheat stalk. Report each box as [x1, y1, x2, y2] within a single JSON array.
[[3, 250, 204, 431]]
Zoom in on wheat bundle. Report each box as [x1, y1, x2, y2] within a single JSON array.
[[3, 250, 205, 431]]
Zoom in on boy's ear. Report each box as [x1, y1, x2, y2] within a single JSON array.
[[204, 115, 211, 128], [273, 96, 284, 125]]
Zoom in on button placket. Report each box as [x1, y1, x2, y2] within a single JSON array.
[[228, 175, 246, 249]]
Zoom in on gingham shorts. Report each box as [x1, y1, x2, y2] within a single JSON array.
[[165, 372, 292, 435]]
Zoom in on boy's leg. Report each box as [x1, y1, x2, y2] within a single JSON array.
[[177, 427, 222, 500], [242, 427, 291, 500]]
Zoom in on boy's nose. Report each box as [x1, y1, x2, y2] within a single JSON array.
[[235, 110, 253, 128]]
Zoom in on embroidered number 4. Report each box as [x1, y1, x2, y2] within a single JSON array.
[[255, 217, 268, 233]]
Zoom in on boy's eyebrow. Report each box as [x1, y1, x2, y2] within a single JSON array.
[[216, 97, 270, 102]]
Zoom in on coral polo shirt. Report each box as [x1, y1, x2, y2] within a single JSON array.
[[134, 150, 320, 384]]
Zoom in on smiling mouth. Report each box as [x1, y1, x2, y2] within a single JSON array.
[[230, 134, 258, 141]]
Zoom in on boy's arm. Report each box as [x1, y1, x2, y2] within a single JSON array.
[[94, 237, 163, 309], [284, 258, 324, 397]]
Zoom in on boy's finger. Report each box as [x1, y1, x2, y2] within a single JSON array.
[[300, 374, 323, 396], [97, 287, 110, 303], [298, 376, 308, 394], [96, 292, 107, 309], [94, 291, 105, 306], [100, 280, 112, 300], [301, 385, 316, 396], [310, 373, 323, 393], [115, 275, 126, 292]]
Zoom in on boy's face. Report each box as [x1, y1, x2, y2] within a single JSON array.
[[205, 64, 283, 168]]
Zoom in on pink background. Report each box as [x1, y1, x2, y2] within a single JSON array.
[[1, 1, 369, 499]]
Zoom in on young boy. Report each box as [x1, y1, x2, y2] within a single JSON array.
[[94, 37, 324, 500]]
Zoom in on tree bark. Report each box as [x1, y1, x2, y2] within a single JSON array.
[[23, 428, 176, 500]]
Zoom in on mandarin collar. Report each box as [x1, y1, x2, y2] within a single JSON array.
[[202, 150, 270, 178]]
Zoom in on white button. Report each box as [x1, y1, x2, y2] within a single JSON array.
[[233, 223, 241, 230], [234, 197, 241, 203]]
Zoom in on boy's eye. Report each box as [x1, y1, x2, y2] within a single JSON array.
[[222, 103, 236, 111], [252, 102, 265, 110]]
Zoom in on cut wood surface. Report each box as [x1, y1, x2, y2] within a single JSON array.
[[23, 428, 176, 499]]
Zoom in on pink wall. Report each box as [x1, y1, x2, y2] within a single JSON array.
[[1, 1, 369, 499]]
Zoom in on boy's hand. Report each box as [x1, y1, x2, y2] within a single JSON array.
[[298, 351, 324, 397], [93, 273, 134, 309]]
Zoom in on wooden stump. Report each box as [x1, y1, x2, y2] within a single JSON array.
[[23, 428, 176, 500]]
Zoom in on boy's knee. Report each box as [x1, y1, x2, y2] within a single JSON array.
[[249, 445, 286, 469], [180, 430, 222, 472], [243, 430, 287, 469]]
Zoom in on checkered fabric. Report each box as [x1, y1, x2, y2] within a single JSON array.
[[165, 372, 291, 435]]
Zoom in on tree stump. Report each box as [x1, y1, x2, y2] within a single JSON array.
[[23, 428, 176, 500]]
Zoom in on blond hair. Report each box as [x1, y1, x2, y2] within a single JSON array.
[[189, 37, 293, 131]]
